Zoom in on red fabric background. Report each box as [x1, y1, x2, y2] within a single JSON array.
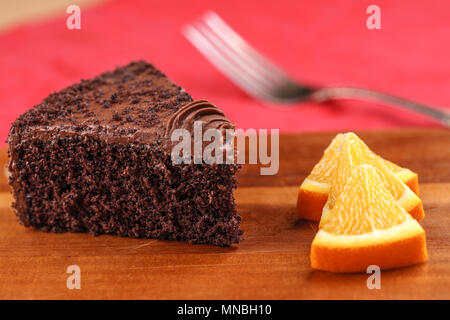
[[1, 0, 449, 145]]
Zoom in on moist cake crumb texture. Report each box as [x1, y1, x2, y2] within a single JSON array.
[[8, 61, 242, 247]]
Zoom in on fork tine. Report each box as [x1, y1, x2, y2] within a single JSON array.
[[203, 11, 289, 84], [195, 22, 276, 89], [182, 24, 273, 100]]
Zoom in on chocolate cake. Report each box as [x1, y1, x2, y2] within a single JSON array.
[[7, 61, 242, 246]]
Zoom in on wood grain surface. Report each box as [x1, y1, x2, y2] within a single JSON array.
[[0, 129, 448, 299]]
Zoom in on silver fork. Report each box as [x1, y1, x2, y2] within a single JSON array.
[[182, 11, 450, 127]]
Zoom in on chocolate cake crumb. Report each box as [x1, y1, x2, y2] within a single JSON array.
[[112, 112, 121, 121]]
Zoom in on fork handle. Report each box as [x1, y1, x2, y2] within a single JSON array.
[[310, 86, 450, 128]]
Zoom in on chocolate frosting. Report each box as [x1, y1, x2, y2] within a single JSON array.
[[165, 100, 234, 137], [9, 61, 195, 148]]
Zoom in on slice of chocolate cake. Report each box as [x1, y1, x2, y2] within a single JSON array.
[[8, 61, 242, 246]]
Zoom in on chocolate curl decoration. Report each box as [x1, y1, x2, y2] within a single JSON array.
[[165, 100, 235, 136]]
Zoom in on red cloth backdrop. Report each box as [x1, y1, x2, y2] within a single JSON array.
[[1, 0, 449, 145]]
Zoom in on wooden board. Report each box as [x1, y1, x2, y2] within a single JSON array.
[[0, 129, 449, 299]]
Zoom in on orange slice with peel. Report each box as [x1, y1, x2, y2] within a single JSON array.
[[297, 133, 344, 221], [322, 133, 424, 221], [311, 164, 427, 273], [297, 132, 420, 221]]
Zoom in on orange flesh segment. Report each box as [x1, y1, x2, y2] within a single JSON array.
[[307, 133, 344, 184], [321, 164, 408, 234]]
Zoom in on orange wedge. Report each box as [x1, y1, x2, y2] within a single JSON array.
[[311, 164, 427, 273], [297, 133, 420, 221], [322, 133, 424, 221]]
